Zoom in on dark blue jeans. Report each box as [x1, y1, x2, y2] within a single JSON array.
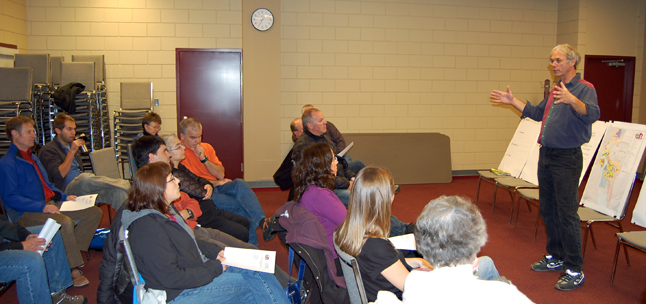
[[538, 147, 583, 272]]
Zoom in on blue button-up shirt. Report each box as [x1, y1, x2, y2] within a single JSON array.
[[522, 73, 600, 149]]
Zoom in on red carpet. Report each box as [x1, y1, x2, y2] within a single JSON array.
[[2, 176, 645, 303]]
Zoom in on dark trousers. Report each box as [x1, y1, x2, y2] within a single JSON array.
[[538, 146, 584, 272], [198, 199, 251, 243]]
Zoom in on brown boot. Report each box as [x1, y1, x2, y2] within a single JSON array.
[[71, 269, 89, 287]]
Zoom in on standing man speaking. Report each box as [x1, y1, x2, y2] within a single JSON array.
[[490, 44, 600, 291]]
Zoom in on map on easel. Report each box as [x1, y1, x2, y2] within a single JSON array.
[[519, 120, 608, 186], [581, 122, 646, 218]]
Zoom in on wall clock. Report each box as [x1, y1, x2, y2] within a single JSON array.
[[252, 8, 274, 31]]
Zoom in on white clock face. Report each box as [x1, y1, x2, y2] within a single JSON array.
[[252, 8, 274, 31]]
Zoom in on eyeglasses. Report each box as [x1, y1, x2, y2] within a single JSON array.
[[549, 58, 567, 65], [168, 144, 185, 152], [167, 175, 177, 183]]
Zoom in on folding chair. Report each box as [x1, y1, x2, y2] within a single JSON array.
[[514, 188, 542, 241], [114, 82, 153, 179], [610, 231, 646, 285], [127, 143, 138, 179], [89, 147, 123, 223], [579, 206, 626, 258], [334, 243, 368, 304], [475, 170, 499, 204], [491, 177, 537, 221]]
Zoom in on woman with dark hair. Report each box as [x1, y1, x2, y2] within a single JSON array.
[[121, 162, 288, 304], [293, 142, 347, 257]]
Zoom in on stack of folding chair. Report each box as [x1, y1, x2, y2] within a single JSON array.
[[14, 54, 53, 145], [72, 55, 110, 149], [113, 82, 153, 178], [0, 67, 34, 157]]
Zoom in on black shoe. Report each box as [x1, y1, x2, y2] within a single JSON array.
[[394, 184, 401, 194], [261, 217, 277, 241], [555, 269, 584, 291], [531, 255, 564, 272]]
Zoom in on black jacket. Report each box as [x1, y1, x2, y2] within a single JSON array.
[[0, 215, 31, 251], [97, 205, 224, 304], [53, 82, 85, 114], [292, 130, 355, 189]]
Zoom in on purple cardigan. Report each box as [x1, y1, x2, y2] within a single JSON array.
[[275, 201, 346, 288], [299, 185, 347, 258]]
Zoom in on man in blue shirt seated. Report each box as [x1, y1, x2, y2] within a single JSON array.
[[0, 215, 87, 304], [38, 113, 130, 211]]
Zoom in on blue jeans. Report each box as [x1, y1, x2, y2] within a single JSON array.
[[538, 147, 583, 272], [333, 189, 350, 207], [389, 215, 409, 237], [211, 179, 266, 246], [0, 231, 72, 304], [347, 159, 366, 175], [474, 256, 500, 280], [170, 267, 289, 304]]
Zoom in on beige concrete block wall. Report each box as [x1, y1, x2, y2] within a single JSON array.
[[1, 0, 28, 51], [280, 0, 559, 171], [25, 0, 243, 135]]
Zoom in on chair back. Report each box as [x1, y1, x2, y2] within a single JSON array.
[[334, 243, 368, 304], [119, 226, 142, 287], [90, 147, 121, 179], [127, 143, 138, 179]]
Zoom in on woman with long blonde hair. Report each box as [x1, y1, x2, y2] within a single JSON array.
[[334, 166, 431, 302]]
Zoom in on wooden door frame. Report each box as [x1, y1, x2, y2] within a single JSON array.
[[584, 55, 636, 123]]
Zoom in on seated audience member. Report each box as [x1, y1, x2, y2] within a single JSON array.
[[163, 134, 252, 242], [0, 216, 87, 304], [399, 196, 532, 303], [133, 135, 250, 243], [300, 104, 366, 174], [334, 167, 499, 302], [38, 113, 130, 210], [290, 118, 304, 142], [0, 116, 101, 287], [120, 162, 288, 304], [301, 104, 346, 153], [292, 108, 364, 206], [178, 117, 271, 245], [293, 143, 347, 258], [293, 143, 412, 255], [133, 111, 161, 141]]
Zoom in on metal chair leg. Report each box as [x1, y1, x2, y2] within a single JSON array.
[[610, 238, 622, 285]]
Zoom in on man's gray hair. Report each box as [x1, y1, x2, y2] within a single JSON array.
[[179, 117, 202, 135], [552, 44, 581, 69], [414, 196, 488, 268], [301, 108, 320, 132]]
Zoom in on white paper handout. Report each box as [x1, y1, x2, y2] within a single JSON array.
[[389, 233, 416, 251], [36, 218, 61, 256], [59, 194, 98, 212], [338, 142, 354, 157], [222, 247, 276, 273]]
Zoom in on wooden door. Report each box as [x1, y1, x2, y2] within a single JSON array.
[[583, 55, 635, 123], [176, 49, 244, 179]]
